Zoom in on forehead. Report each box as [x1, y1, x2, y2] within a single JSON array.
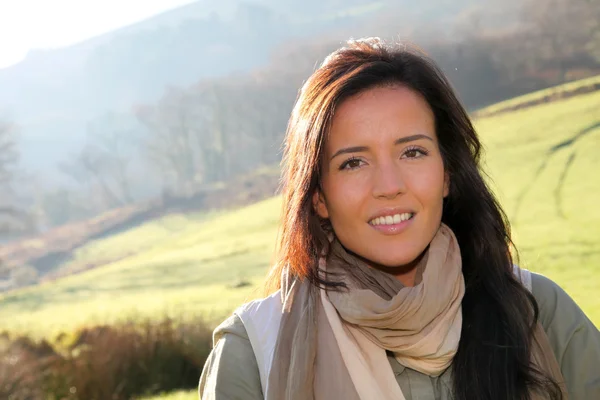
[[327, 85, 436, 147]]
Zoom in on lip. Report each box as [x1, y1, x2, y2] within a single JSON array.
[[368, 207, 415, 236]]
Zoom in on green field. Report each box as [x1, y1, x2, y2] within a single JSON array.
[[138, 390, 196, 400], [476, 88, 600, 323], [0, 198, 281, 336], [1, 82, 599, 341]]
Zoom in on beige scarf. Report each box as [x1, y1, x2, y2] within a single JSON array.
[[267, 223, 567, 400]]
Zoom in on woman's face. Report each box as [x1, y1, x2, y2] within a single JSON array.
[[314, 85, 448, 276]]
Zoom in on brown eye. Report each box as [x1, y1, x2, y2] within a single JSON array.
[[405, 149, 419, 158], [402, 147, 428, 159], [340, 157, 364, 170], [347, 159, 361, 168]]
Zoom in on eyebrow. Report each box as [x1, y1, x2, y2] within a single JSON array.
[[329, 134, 433, 161]]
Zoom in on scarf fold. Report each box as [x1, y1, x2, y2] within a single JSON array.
[[267, 223, 566, 400]]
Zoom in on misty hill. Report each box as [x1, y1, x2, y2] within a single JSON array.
[[0, 0, 488, 174]]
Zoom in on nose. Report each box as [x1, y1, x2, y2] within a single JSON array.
[[372, 160, 406, 200]]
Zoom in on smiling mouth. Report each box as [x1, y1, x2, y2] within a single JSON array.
[[369, 212, 414, 226]]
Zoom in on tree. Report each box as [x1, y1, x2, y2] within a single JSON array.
[[0, 118, 30, 235], [521, 0, 599, 80], [37, 187, 94, 227], [58, 113, 140, 213], [86, 112, 138, 204], [59, 145, 125, 211], [0, 119, 17, 186], [135, 87, 205, 194]]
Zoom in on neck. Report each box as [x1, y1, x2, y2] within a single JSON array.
[[351, 246, 429, 288], [392, 267, 419, 287]]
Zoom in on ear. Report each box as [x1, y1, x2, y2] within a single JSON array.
[[312, 189, 329, 219], [443, 172, 450, 198]]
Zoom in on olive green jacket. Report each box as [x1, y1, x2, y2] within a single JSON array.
[[199, 273, 600, 399]]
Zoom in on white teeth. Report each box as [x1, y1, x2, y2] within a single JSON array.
[[370, 213, 413, 226]]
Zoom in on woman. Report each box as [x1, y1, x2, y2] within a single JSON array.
[[199, 38, 600, 400]]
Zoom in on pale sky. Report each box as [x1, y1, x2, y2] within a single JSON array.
[[0, 0, 197, 69]]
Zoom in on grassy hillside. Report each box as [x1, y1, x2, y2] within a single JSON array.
[[139, 391, 197, 400], [0, 200, 281, 336], [476, 87, 600, 322], [1, 82, 599, 338]]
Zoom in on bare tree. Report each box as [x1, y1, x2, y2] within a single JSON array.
[[58, 113, 142, 212], [86, 113, 137, 204], [135, 87, 204, 194], [188, 78, 292, 181], [0, 119, 17, 186], [522, 0, 599, 79], [0, 118, 30, 235], [59, 145, 125, 211], [193, 82, 234, 183]]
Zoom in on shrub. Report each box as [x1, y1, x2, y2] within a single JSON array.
[[0, 334, 56, 400], [0, 316, 213, 400]]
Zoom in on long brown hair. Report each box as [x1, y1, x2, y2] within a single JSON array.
[[267, 38, 561, 400]]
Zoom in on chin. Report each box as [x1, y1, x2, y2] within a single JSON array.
[[377, 256, 421, 269]]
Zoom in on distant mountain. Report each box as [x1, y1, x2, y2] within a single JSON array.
[[0, 0, 487, 176], [0, 0, 397, 174]]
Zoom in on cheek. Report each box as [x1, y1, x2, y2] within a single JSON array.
[[406, 163, 447, 206], [323, 175, 370, 223]]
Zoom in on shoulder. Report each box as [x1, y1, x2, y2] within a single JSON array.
[[213, 313, 250, 342], [199, 313, 263, 399], [529, 273, 600, 399], [530, 273, 565, 327], [199, 293, 282, 400], [234, 291, 283, 336], [529, 273, 588, 332], [212, 290, 282, 344]]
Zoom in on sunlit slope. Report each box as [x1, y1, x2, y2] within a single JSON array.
[[0, 197, 282, 335], [476, 89, 600, 323]]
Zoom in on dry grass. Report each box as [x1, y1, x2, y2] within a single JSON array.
[[0, 316, 212, 400]]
